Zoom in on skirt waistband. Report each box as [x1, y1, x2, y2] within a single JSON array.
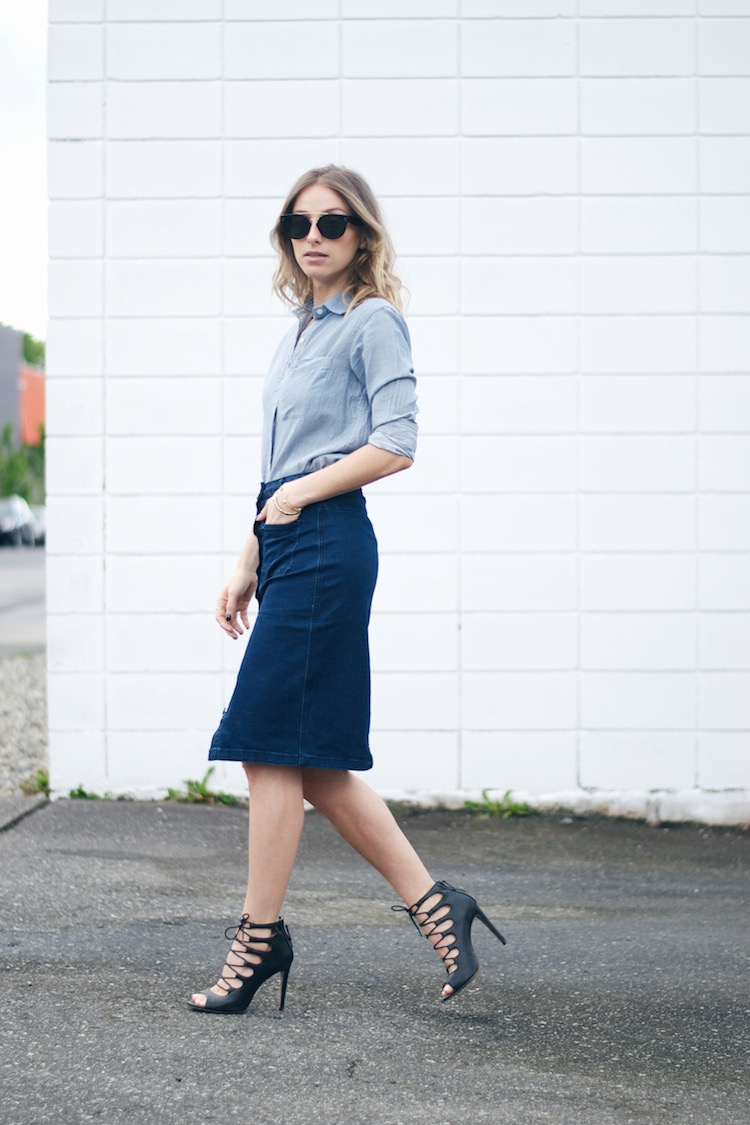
[[258, 473, 306, 504], [257, 474, 365, 512]]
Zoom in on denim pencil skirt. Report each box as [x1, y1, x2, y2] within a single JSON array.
[[208, 475, 379, 771]]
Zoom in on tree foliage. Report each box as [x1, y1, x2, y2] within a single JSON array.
[[0, 422, 45, 503], [22, 333, 45, 368]]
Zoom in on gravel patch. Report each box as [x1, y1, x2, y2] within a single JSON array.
[[0, 653, 47, 795]]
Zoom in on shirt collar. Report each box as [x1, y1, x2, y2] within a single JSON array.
[[295, 292, 347, 322]]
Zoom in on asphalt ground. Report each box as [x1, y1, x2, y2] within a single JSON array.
[[1, 798, 748, 1125], [0, 546, 45, 655]]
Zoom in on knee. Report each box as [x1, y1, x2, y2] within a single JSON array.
[[301, 767, 347, 809], [241, 761, 282, 791], [242, 762, 305, 797]]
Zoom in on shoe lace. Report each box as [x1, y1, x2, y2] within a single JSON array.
[[214, 915, 278, 994], [392, 891, 459, 974]]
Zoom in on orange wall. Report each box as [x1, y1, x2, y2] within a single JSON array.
[[20, 365, 45, 445]]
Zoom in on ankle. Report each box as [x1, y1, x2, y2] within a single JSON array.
[[402, 877, 437, 911]]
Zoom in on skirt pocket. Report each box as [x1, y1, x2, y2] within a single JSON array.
[[257, 519, 302, 584]]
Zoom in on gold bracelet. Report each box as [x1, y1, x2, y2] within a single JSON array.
[[280, 486, 303, 514], [275, 489, 302, 516]]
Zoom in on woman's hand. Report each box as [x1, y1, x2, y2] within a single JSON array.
[[216, 566, 258, 639], [256, 489, 302, 527]]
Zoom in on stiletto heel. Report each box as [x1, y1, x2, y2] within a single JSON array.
[[278, 966, 290, 1012], [394, 880, 506, 1001], [188, 915, 293, 1014], [476, 905, 506, 944]]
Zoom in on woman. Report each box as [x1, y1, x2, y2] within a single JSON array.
[[189, 165, 505, 1014]]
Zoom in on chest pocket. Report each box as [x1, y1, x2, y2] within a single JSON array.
[[283, 356, 333, 411]]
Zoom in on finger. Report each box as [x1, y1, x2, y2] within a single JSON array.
[[219, 612, 238, 635], [216, 611, 236, 636], [257, 503, 267, 523]]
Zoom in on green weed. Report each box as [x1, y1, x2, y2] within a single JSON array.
[[20, 768, 50, 798], [464, 788, 530, 819], [166, 767, 237, 806], [69, 784, 100, 800]]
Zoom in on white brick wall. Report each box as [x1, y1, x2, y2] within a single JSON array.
[[47, 6, 750, 825]]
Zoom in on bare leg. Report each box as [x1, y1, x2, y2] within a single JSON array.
[[240, 763, 305, 919], [301, 767, 457, 997], [301, 767, 431, 901], [190, 763, 304, 1007]]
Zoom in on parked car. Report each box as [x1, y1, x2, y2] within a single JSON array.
[[0, 495, 36, 546], [30, 504, 46, 546]]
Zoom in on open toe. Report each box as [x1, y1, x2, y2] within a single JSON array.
[[188, 916, 293, 1015], [393, 881, 506, 1001]]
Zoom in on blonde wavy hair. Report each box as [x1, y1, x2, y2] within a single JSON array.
[[270, 165, 404, 314]]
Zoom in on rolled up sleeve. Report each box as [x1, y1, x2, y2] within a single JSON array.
[[353, 305, 418, 461]]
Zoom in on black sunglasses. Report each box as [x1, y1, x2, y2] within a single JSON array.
[[280, 213, 362, 240]]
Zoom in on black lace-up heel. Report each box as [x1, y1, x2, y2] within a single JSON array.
[[394, 880, 506, 1001], [188, 915, 293, 1014]]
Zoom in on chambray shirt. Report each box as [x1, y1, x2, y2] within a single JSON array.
[[260, 293, 418, 482]]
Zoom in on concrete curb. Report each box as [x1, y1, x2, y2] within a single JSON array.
[[0, 793, 48, 832]]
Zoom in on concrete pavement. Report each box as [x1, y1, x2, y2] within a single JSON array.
[[0, 799, 747, 1124], [0, 546, 45, 656]]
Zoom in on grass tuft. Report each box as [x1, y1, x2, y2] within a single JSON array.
[[166, 767, 237, 806], [463, 788, 530, 819], [20, 768, 50, 798]]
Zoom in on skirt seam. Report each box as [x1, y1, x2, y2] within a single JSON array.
[[297, 502, 322, 764]]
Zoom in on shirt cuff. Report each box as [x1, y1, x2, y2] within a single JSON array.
[[368, 423, 417, 461]]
